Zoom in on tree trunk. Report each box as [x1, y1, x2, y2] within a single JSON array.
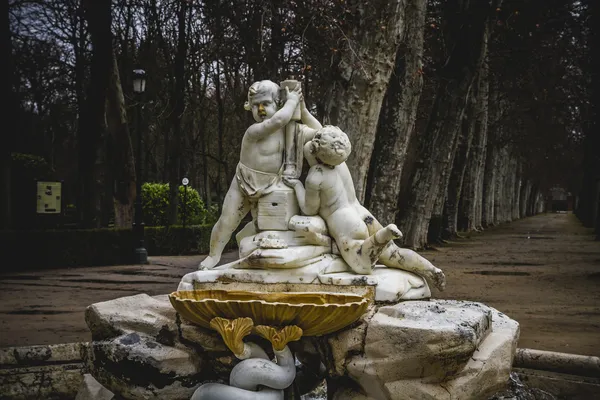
[[458, 61, 489, 232], [482, 80, 504, 228], [520, 180, 531, 218], [527, 184, 538, 216], [167, 0, 188, 225], [80, 0, 112, 228], [399, 0, 496, 248], [493, 146, 508, 225], [0, 0, 13, 230], [365, 0, 427, 225], [430, 122, 462, 243], [583, 0, 600, 237], [444, 97, 476, 239], [106, 52, 136, 228], [512, 159, 521, 221], [322, 0, 406, 203], [595, 180, 600, 239]]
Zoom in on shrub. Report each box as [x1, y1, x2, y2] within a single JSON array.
[[145, 225, 214, 255], [142, 182, 207, 226]]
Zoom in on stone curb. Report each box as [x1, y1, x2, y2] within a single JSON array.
[[1, 343, 599, 400], [0, 342, 89, 400], [514, 348, 600, 378], [2, 343, 599, 376], [0, 342, 89, 366]]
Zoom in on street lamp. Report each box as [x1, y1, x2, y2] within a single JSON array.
[[133, 69, 148, 264]]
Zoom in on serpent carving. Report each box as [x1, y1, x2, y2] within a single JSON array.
[[191, 342, 296, 400]]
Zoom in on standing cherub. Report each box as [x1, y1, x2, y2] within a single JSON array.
[[200, 80, 319, 269]]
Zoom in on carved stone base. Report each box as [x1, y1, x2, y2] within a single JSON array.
[[179, 258, 431, 302], [84, 295, 518, 400]]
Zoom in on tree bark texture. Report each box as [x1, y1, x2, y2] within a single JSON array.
[[106, 52, 136, 228], [80, 0, 112, 228], [322, 0, 406, 204], [458, 61, 489, 232], [399, 0, 496, 248], [365, 0, 427, 225]]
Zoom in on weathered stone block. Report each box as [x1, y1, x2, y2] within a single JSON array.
[[343, 300, 519, 400], [89, 332, 203, 399]]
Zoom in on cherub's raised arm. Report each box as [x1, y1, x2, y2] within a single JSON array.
[[245, 87, 301, 141], [300, 100, 322, 130]]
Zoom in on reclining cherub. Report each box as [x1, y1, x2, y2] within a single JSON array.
[[284, 126, 446, 291]]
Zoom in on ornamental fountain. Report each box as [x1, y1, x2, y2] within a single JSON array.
[[83, 79, 519, 400]]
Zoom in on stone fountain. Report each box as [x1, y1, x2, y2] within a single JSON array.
[[84, 79, 519, 399]]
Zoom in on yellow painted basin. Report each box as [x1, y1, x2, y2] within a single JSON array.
[[169, 290, 369, 336]]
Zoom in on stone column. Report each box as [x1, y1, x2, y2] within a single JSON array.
[[280, 79, 303, 178]]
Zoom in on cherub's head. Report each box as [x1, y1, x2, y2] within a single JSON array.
[[244, 80, 281, 122], [308, 125, 352, 167]]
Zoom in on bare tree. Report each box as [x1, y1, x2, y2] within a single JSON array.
[[321, 0, 407, 203], [365, 0, 427, 225], [399, 0, 498, 248]]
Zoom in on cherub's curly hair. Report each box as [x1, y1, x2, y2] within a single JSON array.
[[244, 80, 281, 111], [312, 125, 351, 166]]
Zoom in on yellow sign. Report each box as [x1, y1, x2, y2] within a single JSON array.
[[36, 181, 62, 214]]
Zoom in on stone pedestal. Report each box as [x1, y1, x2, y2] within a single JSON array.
[[257, 187, 299, 231], [84, 293, 518, 400], [179, 260, 431, 302]]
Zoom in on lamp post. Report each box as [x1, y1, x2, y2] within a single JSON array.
[[133, 69, 148, 264], [182, 177, 189, 229]]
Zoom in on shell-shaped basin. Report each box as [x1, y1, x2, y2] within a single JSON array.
[[169, 290, 369, 336]]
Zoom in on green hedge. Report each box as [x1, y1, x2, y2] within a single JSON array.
[[145, 225, 213, 255], [142, 183, 207, 226], [0, 224, 236, 272]]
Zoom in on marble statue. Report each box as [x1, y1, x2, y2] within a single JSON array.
[[283, 127, 403, 274], [197, 78, 445, 293], [200, 80, 319, 269], [284, 126, 445, 291]]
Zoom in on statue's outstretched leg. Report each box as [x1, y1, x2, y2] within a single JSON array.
[[353, 203, 446, 291], [200, 179, 250, 269], [338, 224, 402, 274], [379, 245, 446, 291]]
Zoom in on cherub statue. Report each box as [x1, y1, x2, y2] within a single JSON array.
[[285, 126, 446, 291], [200, 80, 319, 269]]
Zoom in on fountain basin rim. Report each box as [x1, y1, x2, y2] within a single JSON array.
[[169, 289, 370, 336], [169, 289, 368, 306]]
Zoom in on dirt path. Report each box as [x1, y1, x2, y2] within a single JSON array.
[[1, 213, 599, 356]]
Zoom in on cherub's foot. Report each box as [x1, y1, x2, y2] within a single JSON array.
[[424, 268, 446, 292], [375, 224, 403, 244], [199, 255, 219, 270]]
